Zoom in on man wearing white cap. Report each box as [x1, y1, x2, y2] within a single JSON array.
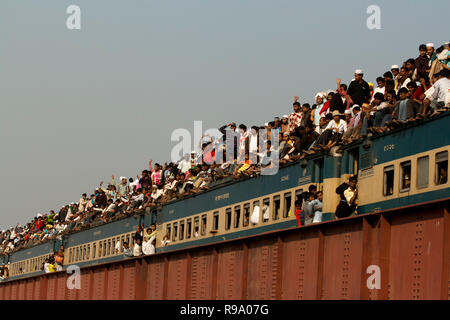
[[426, 43, 436, 66], [281, 115, 289, 135], [313, 93, 325, 126], [347, 69, 371, 106], [111, 174, 130, 199]]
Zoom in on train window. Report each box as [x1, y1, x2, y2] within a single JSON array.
[[103, 240, 107, 257], [186, 218, 192, 239], [284, 192, 292, 218], [273, 195, 281, 220], [129, 233, 134, 247], [82, 246, 86, 261], [201, 215, 207, 236], [417, 156, 429, 189], [194, 217, 199, 237], [435, 151, 448, 185], [172, 222, 178, 242], [107, 240, 112, 256], [383, 165, 394, 196], [225, 208, 232, 230], [111, 239, 116, 255], [120, 236, 125, 253], [99, 242, 103, 258], [295, 189, 304, 202], [400, 161, 411, 192], [76, 247, 80, 262], [69, 249, 73, 263], [87, 245, 91, 260], [213, 211, 219, 231], [252, 201, 260, 224], [234, 206, 241, 228], [262, 198, 270, 222], [92, 243, 96, 259], [243, 204, 250, 227], [166, 224, 171, 240], [179, 221, 185, 240]]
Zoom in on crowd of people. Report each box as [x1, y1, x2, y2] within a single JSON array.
[[1, 42, 449, 273]]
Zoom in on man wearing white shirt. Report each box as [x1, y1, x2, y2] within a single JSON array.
[[325, 111, 347, 134], [177, 154, 192, 174], [423, 69, 450, 114]]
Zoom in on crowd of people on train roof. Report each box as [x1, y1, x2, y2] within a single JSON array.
[[1, 41, 449, 263]]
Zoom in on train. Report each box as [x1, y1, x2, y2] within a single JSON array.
[[3, 111, 449, 281]]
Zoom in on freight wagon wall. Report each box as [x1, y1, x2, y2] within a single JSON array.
[[1, 202, 449, 300]]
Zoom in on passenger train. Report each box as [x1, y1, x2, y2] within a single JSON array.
[[4, 111, 450, 280]]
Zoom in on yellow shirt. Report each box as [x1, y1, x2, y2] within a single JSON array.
[[48, 263, 56, 273]]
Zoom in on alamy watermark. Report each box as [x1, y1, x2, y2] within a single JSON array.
[[66, 5, 81, 30], [366, 5, 381, 30]]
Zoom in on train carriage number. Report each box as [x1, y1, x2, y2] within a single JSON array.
[[383, 144, 394, 152]]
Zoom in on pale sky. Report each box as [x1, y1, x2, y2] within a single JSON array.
[[0, 0, 448, 229]]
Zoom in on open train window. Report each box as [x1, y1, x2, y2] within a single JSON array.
[[383, 165, 394, 196], [243, 204, 250, 227], [417, 156, 429, 189], [179, 221, 185, 240], [87, 245, 91, 260], [194, 217, 199, 237], [262, 198, 270, 222], [273, 195, 281, 220], [283, 192, 292, 218], [435, 151, 448, 185], [92, 244, 96, 259], [225, 208, 232, 230], [295, 189, 304, 202], [172, 222, 178, 242], [212, 211, 219, 232], [252, 201, 260, 224], [103, 240, 107, 257], [400, 161, 411, 192], [234, 206, 241, 228], [166, 224, 171, 240], [201, 214, 207, 236], [186, 218, 192, 239]]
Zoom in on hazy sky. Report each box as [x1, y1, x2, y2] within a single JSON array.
[[0, 0, 448, 229]]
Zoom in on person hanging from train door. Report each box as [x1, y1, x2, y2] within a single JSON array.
[[335, 176, 358, 219]]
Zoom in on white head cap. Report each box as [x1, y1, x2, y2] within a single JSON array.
[[120, 176, 127, 181], [315, 92, 324, 99], [264, 122, 269, 126], [344, 110, 352, 115], [426, 43, 434, 48], [355, 69, 363, 74], [391, 64, 399, 70], [282, 115, 288, 119]]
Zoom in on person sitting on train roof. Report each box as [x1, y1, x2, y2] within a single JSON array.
[[423, 69, 450, 115], [391, 87, 420, 124]]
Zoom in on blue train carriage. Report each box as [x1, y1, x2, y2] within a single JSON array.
[[351, 112, 449, 215], [5, 112, 449, 280]]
